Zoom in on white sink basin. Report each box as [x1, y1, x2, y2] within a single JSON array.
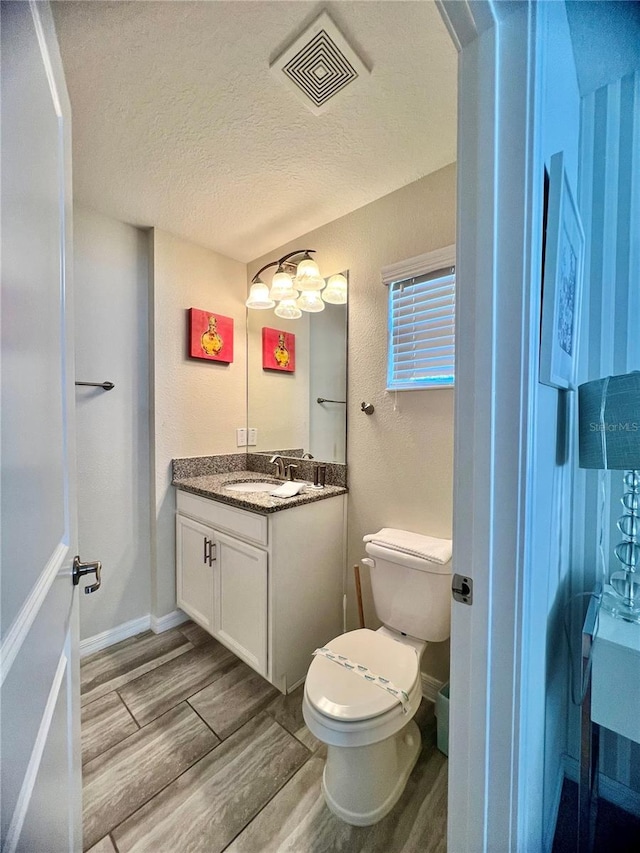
[[224, 481, 279, 493]]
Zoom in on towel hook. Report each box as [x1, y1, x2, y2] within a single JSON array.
[[361, 401, 374, 415]]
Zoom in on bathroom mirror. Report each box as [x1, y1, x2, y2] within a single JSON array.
[[246, 272, 348, 464]]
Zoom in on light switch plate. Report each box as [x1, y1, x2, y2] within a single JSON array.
[[236, 428, 247, 447], [248, 428, 258, 446]]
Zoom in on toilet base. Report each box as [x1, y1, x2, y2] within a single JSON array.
[[321, 719, 421, 826]]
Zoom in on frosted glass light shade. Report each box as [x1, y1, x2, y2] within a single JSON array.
[[295, 273, 325, 291], [322, 273, 348, 304], [295, 256, 325, 291], [296, 257, 320, 279], [246, 281, 275, 309], [269, 270, 296, 301], [297, 290, 325, 313], [271, 285, 299, 301], [274, 298, 302, 320]]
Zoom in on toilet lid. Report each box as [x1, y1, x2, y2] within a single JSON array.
[[305, 629, 419, 722]]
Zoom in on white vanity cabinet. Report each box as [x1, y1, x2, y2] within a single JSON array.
[[175, 488, 346, 692], [176, 511, 268, 675]]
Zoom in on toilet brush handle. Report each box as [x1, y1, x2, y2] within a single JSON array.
[[354, 565, 366, 629]]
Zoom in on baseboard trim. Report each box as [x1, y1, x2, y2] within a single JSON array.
[[421, 672, 444, 703], [564, 754, 640, 818], [151, 609, 189, 634], [80, 615, 151, 658], [80, 609, 190, 658]]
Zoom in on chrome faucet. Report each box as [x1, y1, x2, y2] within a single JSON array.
[[270, 455, 286, 480]]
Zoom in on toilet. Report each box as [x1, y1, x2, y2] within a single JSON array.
[[302, 528, 452, 826]]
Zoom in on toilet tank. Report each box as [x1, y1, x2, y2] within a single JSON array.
[[364, 532, 451, 642]]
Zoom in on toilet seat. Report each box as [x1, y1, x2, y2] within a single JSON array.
[[305, 629, 419, 722]]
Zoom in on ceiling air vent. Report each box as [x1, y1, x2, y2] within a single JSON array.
[[270, 11, 370, 115]]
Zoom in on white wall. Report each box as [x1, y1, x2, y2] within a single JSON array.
[[249, 166, 456, 683], [537, 4, 583, 842], [74, 207, 151, 639], [150, 229, 247, 618]]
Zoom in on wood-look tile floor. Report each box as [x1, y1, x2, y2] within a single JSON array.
[[81, 622, 447, 853]]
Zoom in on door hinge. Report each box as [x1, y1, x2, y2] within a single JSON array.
[[452, 574, 473, 605]]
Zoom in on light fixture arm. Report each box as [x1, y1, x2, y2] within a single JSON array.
[[278, 248, 316, 266], [251, 260, 280, 283], [250, 249, 316, 283]]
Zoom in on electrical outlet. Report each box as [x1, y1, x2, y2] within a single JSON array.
[[236, 427, 247, 447], [248, 427, 258, 446]]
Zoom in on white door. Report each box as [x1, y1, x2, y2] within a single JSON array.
[[1, 2, 84, 850]]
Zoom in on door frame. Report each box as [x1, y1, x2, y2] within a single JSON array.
[[437, 2, 540, 850]]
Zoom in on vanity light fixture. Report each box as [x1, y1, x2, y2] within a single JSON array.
[[247, 249, 347, 319]]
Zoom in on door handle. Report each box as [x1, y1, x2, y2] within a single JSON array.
[[203, 538, 216, 566], [72, 556, 102, 594]]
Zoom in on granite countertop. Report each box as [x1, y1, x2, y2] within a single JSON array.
[[172, 470, 347, 514]]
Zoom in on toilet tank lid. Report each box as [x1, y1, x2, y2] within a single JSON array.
[[363, 528, 452, 573]]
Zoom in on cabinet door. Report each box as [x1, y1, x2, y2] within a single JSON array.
[[176, 514, 215, 633], [214, 530, 268, 676]]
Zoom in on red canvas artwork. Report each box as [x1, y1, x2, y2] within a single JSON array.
[[189, 309, 234, 363], [262, 327, 295, 373]]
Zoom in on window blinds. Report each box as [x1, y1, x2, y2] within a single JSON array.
[[387, 266, 455, 390]]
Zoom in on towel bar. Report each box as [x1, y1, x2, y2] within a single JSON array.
[[75, 381, 115, 391]]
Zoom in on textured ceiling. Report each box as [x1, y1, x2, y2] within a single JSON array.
[[52, 1, 457, 262]]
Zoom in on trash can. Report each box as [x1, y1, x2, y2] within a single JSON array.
[[435, 682, 450, 756]]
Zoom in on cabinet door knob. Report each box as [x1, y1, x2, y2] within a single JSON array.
[[209, 542, 217, 566], [203, 537, 210, 565]]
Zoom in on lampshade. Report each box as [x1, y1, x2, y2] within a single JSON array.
[[295, 255, 325, 291], [246, 280, 275, 309], [578, 371, 640, 469], [295, 273, 326, 291], [274, 298, 302, 320], [297, 290, 325, 313], [296, 256, 320, 280], [322, 273, 348, 304], [269, 268, 296, 301]]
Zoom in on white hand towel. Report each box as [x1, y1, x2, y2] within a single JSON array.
[[363, 528, 452, 565], [270, 481, 306, 498]]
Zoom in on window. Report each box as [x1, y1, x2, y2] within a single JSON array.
[[384, 247, 455, 391]]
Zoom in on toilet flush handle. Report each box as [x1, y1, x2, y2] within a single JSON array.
[[361, 557, 375, 569]]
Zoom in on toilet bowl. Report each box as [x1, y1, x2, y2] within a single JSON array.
[[302, 626, 426, 825], [302, 527, 452, 826]]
